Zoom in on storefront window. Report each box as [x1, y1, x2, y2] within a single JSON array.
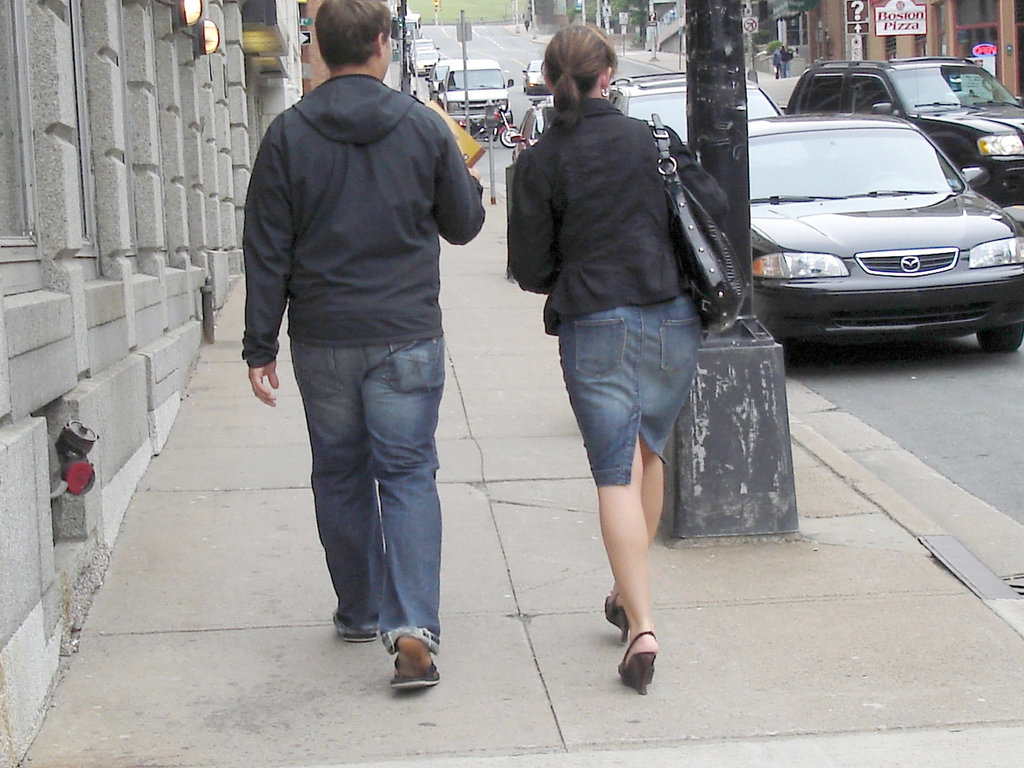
[[955, 0, 999, 62], [957, 0, 998, 25]]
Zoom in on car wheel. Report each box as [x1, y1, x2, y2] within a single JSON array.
[[977, 322, 1024, 353]]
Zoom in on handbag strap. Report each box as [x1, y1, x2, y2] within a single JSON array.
[[650, 114, 703, 241], [650, 114, 677, 182]]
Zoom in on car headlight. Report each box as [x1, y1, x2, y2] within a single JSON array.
[[968, 236, 1024, 268], [753, 252, 850, 278], [977, 134, 1024, 156]]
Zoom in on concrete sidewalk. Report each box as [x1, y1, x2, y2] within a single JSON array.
[[23, 207, 1024, 767]]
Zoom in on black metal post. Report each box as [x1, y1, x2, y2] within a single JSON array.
[[663, 0, 798, 538]]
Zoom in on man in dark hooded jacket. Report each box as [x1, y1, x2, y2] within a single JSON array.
[[242, 0, 484, 690]]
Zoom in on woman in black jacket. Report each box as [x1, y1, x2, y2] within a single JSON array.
[[508, 26, 703, 695]]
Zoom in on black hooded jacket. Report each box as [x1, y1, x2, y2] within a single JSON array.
[[242, 74, 485, 367]]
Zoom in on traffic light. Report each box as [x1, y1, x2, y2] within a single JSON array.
[[434, 0, 440, 9]]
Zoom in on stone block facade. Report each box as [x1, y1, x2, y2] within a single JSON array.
[[0, 1, 299, 765]]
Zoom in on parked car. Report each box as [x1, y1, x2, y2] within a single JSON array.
[[607, 72, 781, 141], [748, 115, 1024, 352], [513, 74, 777, 158], [435, 58, 513, 125], [428, 59, 450, 101], [786, 58, 1024, 207], [522, 59, 549, 95], [412, 38, 439, 77], [510, 95, 554, 162]]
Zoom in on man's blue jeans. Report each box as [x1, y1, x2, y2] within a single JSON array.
[[291, 337, 445, 655]]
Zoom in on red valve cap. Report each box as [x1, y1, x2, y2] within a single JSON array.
[[65, 461, 95, 495]]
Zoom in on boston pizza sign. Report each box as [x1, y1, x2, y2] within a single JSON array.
[[873, 0, 927, 36]]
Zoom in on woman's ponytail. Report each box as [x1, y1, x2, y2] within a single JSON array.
[[543, 26, 617, 129]]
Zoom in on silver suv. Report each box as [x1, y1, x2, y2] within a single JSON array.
[[607, 73, 780, 140]]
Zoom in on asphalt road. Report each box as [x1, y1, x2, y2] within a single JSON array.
[[787, 337, 1024, 528]]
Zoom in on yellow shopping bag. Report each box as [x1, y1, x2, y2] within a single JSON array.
[[425, 100, 485, 168]]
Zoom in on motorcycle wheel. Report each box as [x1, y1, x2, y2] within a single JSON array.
[[499, 129, 517, 149]]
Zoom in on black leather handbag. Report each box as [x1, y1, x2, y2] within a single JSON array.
[[651, 115, 744, 333]]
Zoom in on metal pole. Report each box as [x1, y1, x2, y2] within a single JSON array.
[[486, 100, 497, 205], [677, 0, 683, 70], [460, 10, 469, 128], [400, 0, 411, 94], [663, 0, 797, 539]]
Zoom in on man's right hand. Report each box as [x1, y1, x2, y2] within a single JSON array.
[[248, 362, 279, 407]]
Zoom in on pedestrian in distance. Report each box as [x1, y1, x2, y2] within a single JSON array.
[[242, 0, 485, 691], [772, 45, 782, 79], [508, 25, 715, 695], [779, 44, 793, 78]]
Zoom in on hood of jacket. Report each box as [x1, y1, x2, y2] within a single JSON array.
[[293, 74, 416, 145]]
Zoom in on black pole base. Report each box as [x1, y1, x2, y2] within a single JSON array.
[[664, 317, 799, 539]]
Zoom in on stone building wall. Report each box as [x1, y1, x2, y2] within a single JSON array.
[[0, 1, 299, 764]]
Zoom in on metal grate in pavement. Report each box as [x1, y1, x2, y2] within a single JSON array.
[[919, 535, 1022, 600]]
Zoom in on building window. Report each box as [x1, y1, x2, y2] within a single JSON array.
[[0, 0, 31, 240], [938, 3, 948, 55], [886, 35, 897, 58], [955, 0, 999, 61], [958, 0, 998, 25], [69, 0, 96, 244], [118, 1, 138, 251]]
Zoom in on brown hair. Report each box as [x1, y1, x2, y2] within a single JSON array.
[[316, 0, 391, 69], [543, 26, 617, 128]]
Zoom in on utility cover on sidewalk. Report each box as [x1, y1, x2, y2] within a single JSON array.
[[919, 535, 1021, 600]]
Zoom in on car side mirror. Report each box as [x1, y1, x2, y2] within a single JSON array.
[[961, 166, 990, 188], [870, 102, 895, 115], [508, 78, 515, 88]]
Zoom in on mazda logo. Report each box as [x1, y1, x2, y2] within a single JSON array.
[[900, 255, 922, 273]]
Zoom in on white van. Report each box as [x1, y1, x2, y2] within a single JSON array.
[[435, 58, 512, 124]]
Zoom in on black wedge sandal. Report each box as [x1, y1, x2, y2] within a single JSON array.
[[618, 631, 657, 695], [604, 594, 629, 644]]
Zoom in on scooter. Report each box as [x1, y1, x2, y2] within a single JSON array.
[[492, 105, 519, 149], [462, 106, 519, 149]]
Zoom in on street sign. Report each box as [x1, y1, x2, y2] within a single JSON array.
[[742, 16, 758, 33], [300, 17, 314, 26], [300, 30, 312, 46], [845, 0, 867, 35], [742, 2, 754, 18], [619, 11, 629, 27]]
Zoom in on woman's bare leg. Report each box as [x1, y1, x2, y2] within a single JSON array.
[[598, 439, 660, 658], [639, 441, 664, 545], [607, 440, 665, 604]]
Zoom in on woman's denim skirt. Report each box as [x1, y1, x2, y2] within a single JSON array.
[[558, 295, 702, 487]]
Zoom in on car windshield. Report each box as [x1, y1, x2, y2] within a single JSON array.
[[527, 60, 543, 73], [448, 68, 505, 90], [626, 88, 779, 140], [890, 65, 1018, 110], [749, 127, 962, 201]]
